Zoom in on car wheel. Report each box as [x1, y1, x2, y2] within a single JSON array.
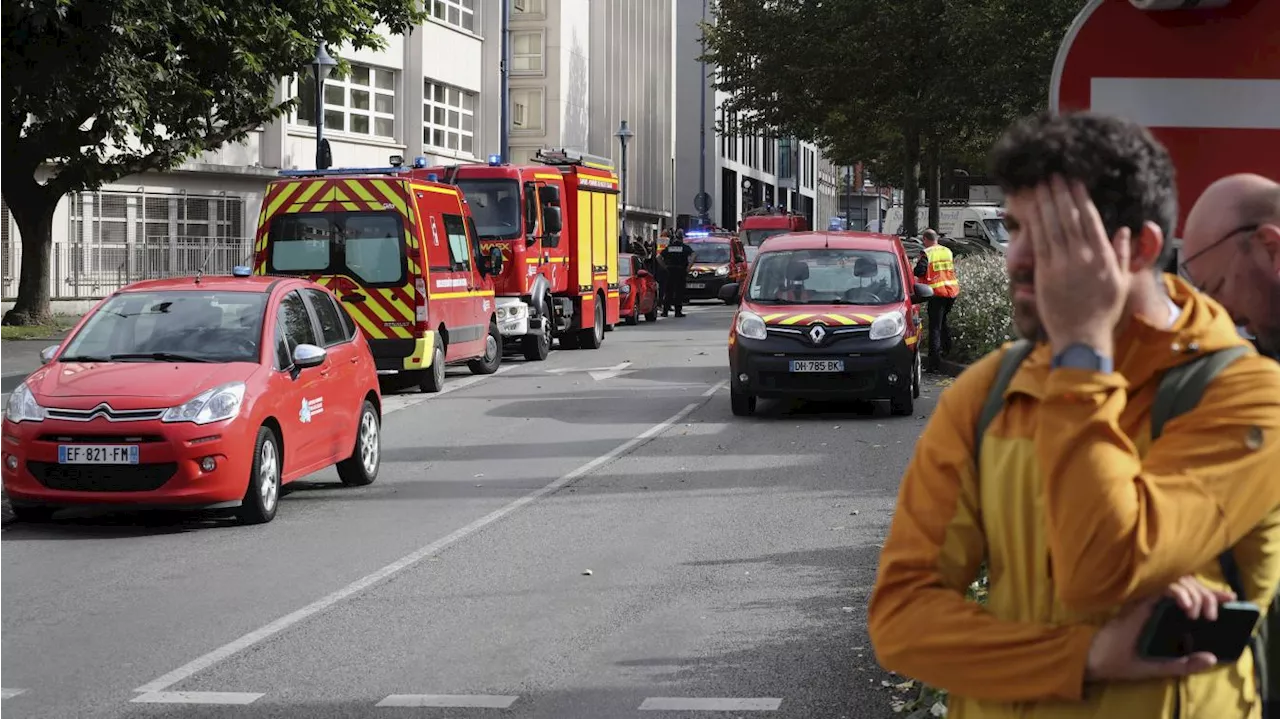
[[578, 297, 605, 349], [337, 400, 380, 486], [890, 380, 914, 417], [912, 351, 922, 399], [730, 384, 756, 417], [521, 302, 552, 361], [419, 341, 446, 393], [10, 504, 56, 523], [468, 322, 502, 375], [624, 311, 638, 326], [237, 426, 281, 525]]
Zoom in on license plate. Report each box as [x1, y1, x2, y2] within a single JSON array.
[[58, 445, 139, 464], [687, 282, 706, 289], [790, 360, 845, 373]]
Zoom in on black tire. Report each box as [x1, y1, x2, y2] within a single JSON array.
[[644, 304, 658, 323], [237, 426, 281, 525], [624, 312, 639, 326], [890, 381, 914, 417], [10, 504, 56, 522], [912, 351, 922, 399], [578, 297, 605, 350], [521, 302, 552, 361], [337, 400, 380, 486], [558, 331, 580, 350], [419, 340, 446, 393], [468, 322, 502, 375], [730, 385, 757, 417]]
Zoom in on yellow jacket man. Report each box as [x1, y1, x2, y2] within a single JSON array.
[[869, 112, 1280, 718]]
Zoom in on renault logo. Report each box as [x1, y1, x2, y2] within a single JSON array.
[[808, 324, 827, 344]]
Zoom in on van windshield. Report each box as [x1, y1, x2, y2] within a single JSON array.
[[742, 228, 791, 248], [747, 248, 903, 305], [456, 179, 522, 240], [984, 218, 1010, 244], [268, 211, 405, 286]]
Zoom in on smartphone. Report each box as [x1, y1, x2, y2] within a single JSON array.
[[1136, 597, 1261, 662]]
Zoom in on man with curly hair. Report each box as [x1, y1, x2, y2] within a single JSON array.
[[869, 111, 1280, 718]]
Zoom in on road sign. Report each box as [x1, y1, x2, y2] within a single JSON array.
[[1050, 0, 1280, 234], [693, 192, 712, 214]]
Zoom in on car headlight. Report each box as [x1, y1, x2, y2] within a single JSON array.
[[5, 383, 46, 423], [162, 382, 246, 425], [716, 265, 730, 276], [735, 310, 768, 341], [620, 284, 632, 295], [868, 311, 907, 341]]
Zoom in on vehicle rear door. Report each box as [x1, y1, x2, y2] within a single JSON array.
[[269, 289, 332, 473], [301, 287, 361, 461], [439, 202, 486, 361]]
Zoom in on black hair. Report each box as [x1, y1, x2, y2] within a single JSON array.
[[989, 111, 1179, 269]]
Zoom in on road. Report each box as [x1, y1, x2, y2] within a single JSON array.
[[1, 303, 941, 719]]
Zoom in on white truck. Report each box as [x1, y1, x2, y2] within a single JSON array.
[[879, 201, 1009, 253]]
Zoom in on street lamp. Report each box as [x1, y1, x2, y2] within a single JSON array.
[[615, 120, 634, 251], [311, 41, 338, 169]]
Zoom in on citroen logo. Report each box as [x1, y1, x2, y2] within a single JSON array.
[[808, 324, 827, 344]]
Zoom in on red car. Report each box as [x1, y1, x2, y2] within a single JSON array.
[[720, 231, 933, 417], [618, 252, 659, 325], [1, 269, 382, 525]]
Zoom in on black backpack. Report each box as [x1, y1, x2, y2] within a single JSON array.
[[974, 340, 1274, 712]]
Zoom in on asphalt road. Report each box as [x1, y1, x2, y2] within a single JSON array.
[[1, 303, 943, 719]]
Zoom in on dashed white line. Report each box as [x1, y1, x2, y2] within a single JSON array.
[[702, 379, 728, 397], [131, 691, 263, 705], [133, 393, 718, 695], [381, 364, 520, 416], [639, 697, 782, 711], [1, 688, 27, 699], [376, 694, 519, 708]]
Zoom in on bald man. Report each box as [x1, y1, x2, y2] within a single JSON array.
[[1182, 173, 1280, 358]]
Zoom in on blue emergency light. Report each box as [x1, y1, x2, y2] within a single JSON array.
[[231, 266, 253, 277], [427, 173, 439, 182], [413, 156, 428, 168], [488, 153, 502, 166], [685, 230, 710, 238]]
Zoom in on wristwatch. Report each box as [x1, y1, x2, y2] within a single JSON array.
[[1051, 343, 1114, 374]]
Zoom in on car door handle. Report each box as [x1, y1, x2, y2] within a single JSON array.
[[349, 356, 359, 364], [342, 293, 366, 303]]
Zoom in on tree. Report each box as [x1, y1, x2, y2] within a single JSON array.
[[704, 0, 1081, 234], [1, 0, 424, 325]]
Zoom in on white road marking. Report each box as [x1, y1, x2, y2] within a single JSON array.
[[131, 691, 263, 704], [376, 694, 519, 708], [1091, 78, 1280, 130], [543, 361, 634, 382], [702, 380, 728, 397], [639, 697, 782, 711], [381, 363, 520, 416], [134, 395, 717, 695], [1, 688, 27, 699]]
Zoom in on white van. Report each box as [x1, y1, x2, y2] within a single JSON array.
[[882, 202, 1009, 253]]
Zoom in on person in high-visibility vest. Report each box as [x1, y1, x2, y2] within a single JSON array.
[[914, 229, 961, 371]]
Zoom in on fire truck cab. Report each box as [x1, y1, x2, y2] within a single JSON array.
[[739, 207, 810, 263], [425, 149, 621, 360]]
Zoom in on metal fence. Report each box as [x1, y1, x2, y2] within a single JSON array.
[[3, 189, 256, 301]]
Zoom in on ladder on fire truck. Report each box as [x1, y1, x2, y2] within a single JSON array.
[[534, 148, 615, 172]]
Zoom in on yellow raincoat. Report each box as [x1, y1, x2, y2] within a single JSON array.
[[869, 275, 1280, 718]]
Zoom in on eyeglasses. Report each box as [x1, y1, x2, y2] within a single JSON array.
[[1179, 223, 1258, 288]]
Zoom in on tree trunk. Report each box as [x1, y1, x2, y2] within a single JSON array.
[[902, 125, 921, 237], [926, 132, 942, 232], [2, 180, 60, 326]]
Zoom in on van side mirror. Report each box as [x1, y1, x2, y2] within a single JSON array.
[[542, 206, 562, 235], [718, 283, 741, 303], [912, 282, 934, 304]]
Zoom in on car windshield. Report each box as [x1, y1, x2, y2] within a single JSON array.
[[688, 243, 732, 264], [268, 211, 405, 286], [984, 218, 1010, 244], [60, 290, 268, 363], [742, 228, 791, 248], [456, 179, 522, 240], [747, 248, 904, 305]]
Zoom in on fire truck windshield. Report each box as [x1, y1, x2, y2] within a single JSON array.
[[742, 228, 791, 249], [456, 179, 523, 240]]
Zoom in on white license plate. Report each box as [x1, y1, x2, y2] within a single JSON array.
[[790, 360, 845, 373], [687, 282, 706, 289], [58, 445, 139, 464]]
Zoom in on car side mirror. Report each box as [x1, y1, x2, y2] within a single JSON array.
[[293, 343, 327, 369], [40, 345, 60, 364], [912, 282, 935, 304], [718, 282, 741, 303], [542, 205, 562, 235]]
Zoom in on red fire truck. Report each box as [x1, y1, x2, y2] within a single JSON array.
[[424, 149, 622, 360], [738, 207, 810, 262]]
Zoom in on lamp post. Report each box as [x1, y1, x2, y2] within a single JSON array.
[[311, 41, 338, 169], [696, 0, 709, 226], [615, 120, 634, 252]]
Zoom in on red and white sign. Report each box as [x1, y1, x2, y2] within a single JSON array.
[[1050, 0, 1280, 234]]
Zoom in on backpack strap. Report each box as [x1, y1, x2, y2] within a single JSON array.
[[974, 340, 1035, 461]]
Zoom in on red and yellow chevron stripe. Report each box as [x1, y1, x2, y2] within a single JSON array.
[[761, 311, 880, 326]]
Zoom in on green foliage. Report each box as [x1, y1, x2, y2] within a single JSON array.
[[948, 253, 1016, 363], [1, 0, 424, 324]]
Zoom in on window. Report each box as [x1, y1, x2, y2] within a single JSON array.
[[430, 0, 475, 32], [61, 290, 267, 363], [304, 288, 349, 346], [455, 179, 522, 240], [748, 249, 903, 305], [268, 211, 406, 286], [296, 64, 396, 138], [278, 290, 318, 363], [513, 0, 544, 13], [442, 214, 472, 271], [512, 31, 543, 74], [511, 88, 543, 131], [424, 80, 478, 156]]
